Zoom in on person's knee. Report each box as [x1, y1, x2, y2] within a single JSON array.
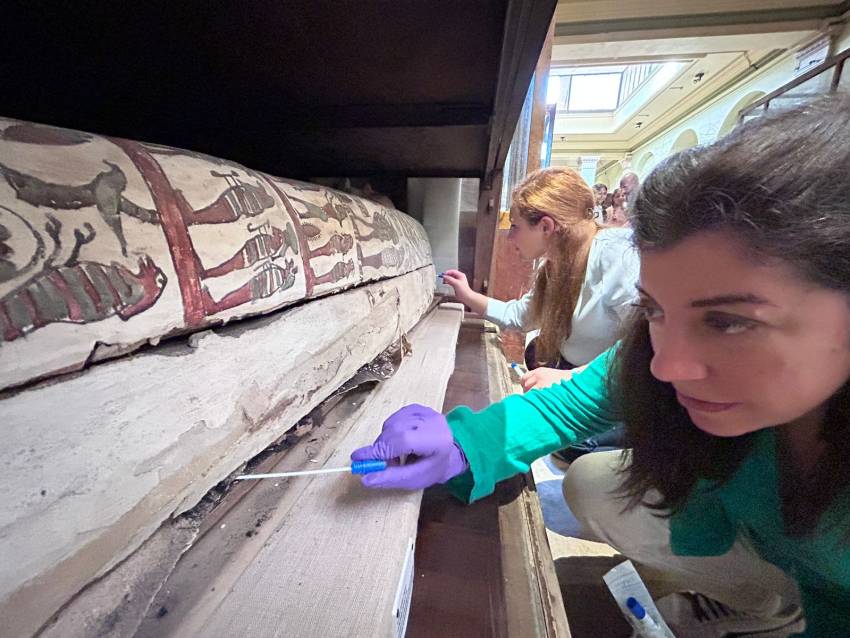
[[562, 453, 615, 525]]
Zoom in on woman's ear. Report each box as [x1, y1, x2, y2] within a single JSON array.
[[540, 215, 556, 235]]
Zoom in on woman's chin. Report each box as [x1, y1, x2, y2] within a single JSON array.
[[688, 411, 756, 438]]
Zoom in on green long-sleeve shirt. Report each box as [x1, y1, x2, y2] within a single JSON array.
[[445, 348, 850, 636]]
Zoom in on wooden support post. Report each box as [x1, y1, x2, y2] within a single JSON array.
[[472, 170, 503, 295], [526, 17, 555, 175]]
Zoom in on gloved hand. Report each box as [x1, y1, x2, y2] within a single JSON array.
[[350, 403, 469, 489]]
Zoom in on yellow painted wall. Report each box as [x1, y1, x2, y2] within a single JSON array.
[[590, 46, 822, 184], [595, 162, 622, 189], [620, 53, 799, 183], [589, 21, 850, 187], [835, 16, 850, 52]]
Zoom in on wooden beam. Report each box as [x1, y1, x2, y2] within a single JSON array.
[[167, 303, 464, 637], [474, 0, 555, 294], [553, 6, 841, 40], [248, 125, 491, 178], [483, 17, 553, 325], [486, 0, 559, 177], [484, 326, 571, 637]]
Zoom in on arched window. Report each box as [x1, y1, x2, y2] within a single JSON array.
[[717, 91, 767, 139]]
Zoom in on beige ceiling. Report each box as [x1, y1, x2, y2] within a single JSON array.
[[552, 31, 817, 66], [555, 1, 844, 24], [553, 1, 845, 44]]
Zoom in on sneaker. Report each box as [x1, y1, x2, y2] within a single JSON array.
[[655, 592, 805, 637], [550, 447, 583, 465]]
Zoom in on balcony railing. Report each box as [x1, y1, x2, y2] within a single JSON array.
[[739, 46, 849, 122]]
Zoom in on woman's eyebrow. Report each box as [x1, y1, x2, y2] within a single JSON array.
[[635, 286, 773, 308], [689, 293, 772, 308]]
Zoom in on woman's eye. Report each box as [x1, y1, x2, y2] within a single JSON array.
[[631, 303, 663, 322], [704, 313, 757, 335]]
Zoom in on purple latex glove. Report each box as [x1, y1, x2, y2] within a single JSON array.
[[350, 403, 469, 489]]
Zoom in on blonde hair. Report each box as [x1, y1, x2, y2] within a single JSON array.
[[511, 167, 597, 365]]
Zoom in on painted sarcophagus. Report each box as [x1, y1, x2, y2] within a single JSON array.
[[0, 119, 436, 637], [0, 119, 431, 391]]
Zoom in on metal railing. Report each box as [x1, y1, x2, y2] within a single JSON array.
[[619, 63, 661, 105], [739, 46, 849, 122]]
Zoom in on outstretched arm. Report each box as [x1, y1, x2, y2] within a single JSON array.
[[447, 348, 620, 501], [352, 347, 622, 502], [440, 269, 490, 315]]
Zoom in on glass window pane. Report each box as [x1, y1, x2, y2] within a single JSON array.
[[567, 73, 621, 111]]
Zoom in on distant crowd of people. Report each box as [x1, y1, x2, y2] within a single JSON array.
[[590, 170, 639, 227]]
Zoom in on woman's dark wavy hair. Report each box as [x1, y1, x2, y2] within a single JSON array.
[[613, 93, 850, 536]]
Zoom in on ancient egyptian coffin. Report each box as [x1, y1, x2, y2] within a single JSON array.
[[0, 118, 431, 390], [0, 118, 436, 636]]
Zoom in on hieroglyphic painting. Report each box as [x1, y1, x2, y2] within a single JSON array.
[[0, 119, 432, 390], [268, 177, 360, 296]]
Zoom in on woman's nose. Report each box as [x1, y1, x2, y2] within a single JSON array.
[[649, 332, 709, 382]]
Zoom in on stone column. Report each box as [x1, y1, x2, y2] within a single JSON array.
[[408, 178, 461, 293], [578, 155, 600, 186]]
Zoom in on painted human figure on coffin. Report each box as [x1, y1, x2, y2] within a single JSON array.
[[353, 202, 430, 277], [0, 117, 432, 392], [0, 120, 173, 346], [270, 178, 360, 295], [0, 210, 166, 341], [148, 151, 307, 315]]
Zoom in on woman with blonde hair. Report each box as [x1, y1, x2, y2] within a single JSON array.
[[442, 166, 638, 391]]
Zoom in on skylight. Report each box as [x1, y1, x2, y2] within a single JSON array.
[[549, 63, 664, 112], [568, 74, 621, 110]]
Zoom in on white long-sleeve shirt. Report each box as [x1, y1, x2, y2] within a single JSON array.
[[484, 227, 639, 366]]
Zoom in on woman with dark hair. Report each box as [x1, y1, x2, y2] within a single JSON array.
[[353, 95, 850, 637], [605, 187, 629, 226]]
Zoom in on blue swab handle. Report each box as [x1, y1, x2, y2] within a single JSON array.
[[626, 597, 646, 619], [351, 459, 388, 475]]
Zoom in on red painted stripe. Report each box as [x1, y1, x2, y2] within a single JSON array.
[[47, 270, 83, 321], [261, 176, 315, 296], [76, 265, 104, 315], [0, 302, 22, 341], [110, 138, 206, 325], [244, 236, 260, 264]]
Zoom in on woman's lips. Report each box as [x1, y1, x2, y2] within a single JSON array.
[[676, 392, 741, 413]]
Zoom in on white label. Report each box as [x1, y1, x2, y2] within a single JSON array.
[[392, 537, 415, 638], [603, 560, 676, 638]]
